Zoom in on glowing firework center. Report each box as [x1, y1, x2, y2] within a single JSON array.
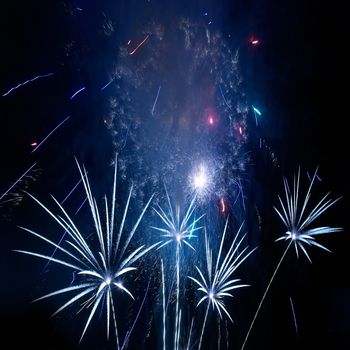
[[189, 163, 214, 199]]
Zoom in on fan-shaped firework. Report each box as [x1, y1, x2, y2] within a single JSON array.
[[241, 168, 342, 350], [15, 156, 158, 346], [189, 219, 256, 350]]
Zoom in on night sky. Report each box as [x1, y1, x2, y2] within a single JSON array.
[[0, 1, 349, 349]]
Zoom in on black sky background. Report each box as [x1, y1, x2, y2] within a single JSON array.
[[0, 1, 349, 349]]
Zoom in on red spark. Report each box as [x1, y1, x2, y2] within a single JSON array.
[[30, 142, 37, 147], [127, 39, 131, 45], [209, 116, 214, 125], [129, 35, 149, 55], [239, 126, 243, 135]]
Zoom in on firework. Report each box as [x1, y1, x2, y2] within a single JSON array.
[[152, 189, 204, 350], [15, 155, 158, 346], [189, 220, 256, 350], [241, 168, 342, 350]]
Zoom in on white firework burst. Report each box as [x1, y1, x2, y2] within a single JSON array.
[[274, 167, 342, 262], [15, 156, 158, 346], [152, 189, 204, 251], [152, 188, 204, 350], [189, 219, 256, 350], [241, 168, 342, 350]]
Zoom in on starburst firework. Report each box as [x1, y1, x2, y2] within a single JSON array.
[[189, 219, 256, 350], [15, 156, 158, 346], [152, 189, 204, 251], [152, 189, 204, 350], [241, 168, 342, 350], [274, 168, 342, 261]]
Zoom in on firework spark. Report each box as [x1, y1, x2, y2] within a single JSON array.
[[2, 72, 54, 97], [31, 115, 70, 153], [15, 156, 158, 345], [0, 163, 37, 202], [189, 220, 256, 350], [69, 86, 86, 100], [129, 35, 149, 55], [241, 168, 342, 350]]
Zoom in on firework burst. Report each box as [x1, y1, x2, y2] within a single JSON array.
[[15, 156, 158, 346], [152, 189, 204, 251], [274, 167, 342, 261], [152, 188, 204, 350], [189, 219, 256, 350], [241, 168, 342, 350]]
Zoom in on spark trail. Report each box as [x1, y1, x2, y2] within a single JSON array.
[[70, 86, 86, 100], [31, 115, 70, 153], [252, 106, 261, 126], [151, 85, 161, 115], [2, 72, 54, 97], [0, 163, 36, 202], [60, 175, 86, 205], [101, 78, 115, 91], [129, 35, 149, 55], [289, 296, 298, 336], [121, 277, 152, 350]]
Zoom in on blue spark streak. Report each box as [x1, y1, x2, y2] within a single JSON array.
[[121, 277, 151, 350], [31, 116, 70, 153], [289, 296, 298, 336], [61, 176, 85, 204], [252, 106, 261, 126], [0, 163, 36, 201], [2, 72, 54, 97], [100, 78, 114, 91], [70, 86, 86, 100], [151, 85, 161, 115], [252, 106, 261, 116]]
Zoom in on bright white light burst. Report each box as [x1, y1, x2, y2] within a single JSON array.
[[189, 162, 214, 200]]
